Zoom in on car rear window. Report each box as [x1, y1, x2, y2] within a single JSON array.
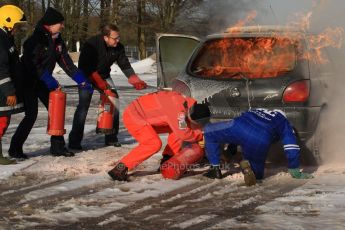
[[190, 37, 298, 79]]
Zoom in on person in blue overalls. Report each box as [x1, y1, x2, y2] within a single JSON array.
[[203, 108, 313, 182]]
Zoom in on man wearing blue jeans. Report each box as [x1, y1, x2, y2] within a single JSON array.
[[69, 77, 120, 149], [68, 24, 147, 150], [203, 108, 313, 182]]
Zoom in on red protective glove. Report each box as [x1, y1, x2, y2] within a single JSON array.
[[90, 72, 109, 91], [128, 74, 147, 90]]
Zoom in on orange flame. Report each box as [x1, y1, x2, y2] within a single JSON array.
[[192, 37, 297, 78], [226, 10, 257, 33], [203, 6, 345, 79], [287, 12, 313, 31], [306, 27, 345, 63], [285, 8, 344, 63]]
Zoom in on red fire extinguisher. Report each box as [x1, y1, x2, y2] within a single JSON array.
[[160, 143, 204, 179], [96, 89, 116, 134], [47, 88, 66, 136]]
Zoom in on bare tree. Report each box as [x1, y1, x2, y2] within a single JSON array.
[[52, 0, 60, 9], [41, 0, 46, 14], [10, 0, 212, 52], [147, 0, 187, 32], [27, 0, 35, 24], [79, 0, 89, 48], [137, 0, 146, 59], [111, 0, 122, 25], [70, 0, 81, 51], [100, 0, 111, 26], [61, 0, 82, 51]]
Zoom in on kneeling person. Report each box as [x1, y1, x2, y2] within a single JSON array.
[[108, 91, 210, 181], [204, 109, 313, 185]]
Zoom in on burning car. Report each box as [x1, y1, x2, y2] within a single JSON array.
[[156, 26, 327, 164]]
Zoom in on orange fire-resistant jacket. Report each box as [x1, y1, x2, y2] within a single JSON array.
[[124, 91, 203, 142]]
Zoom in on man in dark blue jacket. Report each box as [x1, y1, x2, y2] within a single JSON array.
[[204, 108, 313, 183], [9, 7, 92, 158]]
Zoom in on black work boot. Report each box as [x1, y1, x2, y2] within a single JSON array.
[[203, 165, 222, 179], [51, 147, 75, 157], [51, 137, 74, 157], [105, 136, 121, 147], [68, 143, 83, 151], [240, 160, 256, 186], [108, 162, 128, 181], [50, 147, 74, 157], [50, 141, 74, 157], [8, 148, 28, 160]]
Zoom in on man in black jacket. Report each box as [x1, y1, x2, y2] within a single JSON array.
[[9, 7, 93, 158], [68, 24, 147, 150], [0, 5, 26, 164]]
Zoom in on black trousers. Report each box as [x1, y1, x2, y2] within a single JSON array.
[[9, 85, 65, 154], [69, 87, 119, 146]]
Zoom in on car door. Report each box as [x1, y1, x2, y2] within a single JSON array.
[[156, 34, 200, 89]]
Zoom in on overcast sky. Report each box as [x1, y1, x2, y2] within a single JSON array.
[[258, 0, 313, 24], [255, 0, 344, 31]]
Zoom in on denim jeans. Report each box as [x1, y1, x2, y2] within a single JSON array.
[[69, 82, 119, 146]]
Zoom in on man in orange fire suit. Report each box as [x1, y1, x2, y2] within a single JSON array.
[[108, 91, 211, 181]]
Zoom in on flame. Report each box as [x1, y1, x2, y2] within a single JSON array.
[[306, 27, 345, 63], [200, 5, 345, 79], [287, 12, 313, 31], [226, 11, 257, 33], [192, 37, 297, 78], [285, 7, 344, 64]]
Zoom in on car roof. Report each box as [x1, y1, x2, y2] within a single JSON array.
[[207, 25, 307, 39]]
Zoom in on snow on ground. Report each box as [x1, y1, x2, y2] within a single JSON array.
[[209, 164, 345, 229], [1, 57, 345, 229]]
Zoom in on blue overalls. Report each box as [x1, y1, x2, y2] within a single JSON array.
[[204, 109, 300, 179]]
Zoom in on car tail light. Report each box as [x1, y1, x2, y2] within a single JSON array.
[[283, 80, 310, 103], [172, 80, 191, 97]]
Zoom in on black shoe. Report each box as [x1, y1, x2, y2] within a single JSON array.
[[108, 162, 128, 181], [68, 143, 83, 150], [8, 150, 28, 160], [105, 141, 122, 147], [51, 148, 75, 157], [203, 165, 222, 179]]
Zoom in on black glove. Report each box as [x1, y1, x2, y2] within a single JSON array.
[[204, 165, 222, 179]]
